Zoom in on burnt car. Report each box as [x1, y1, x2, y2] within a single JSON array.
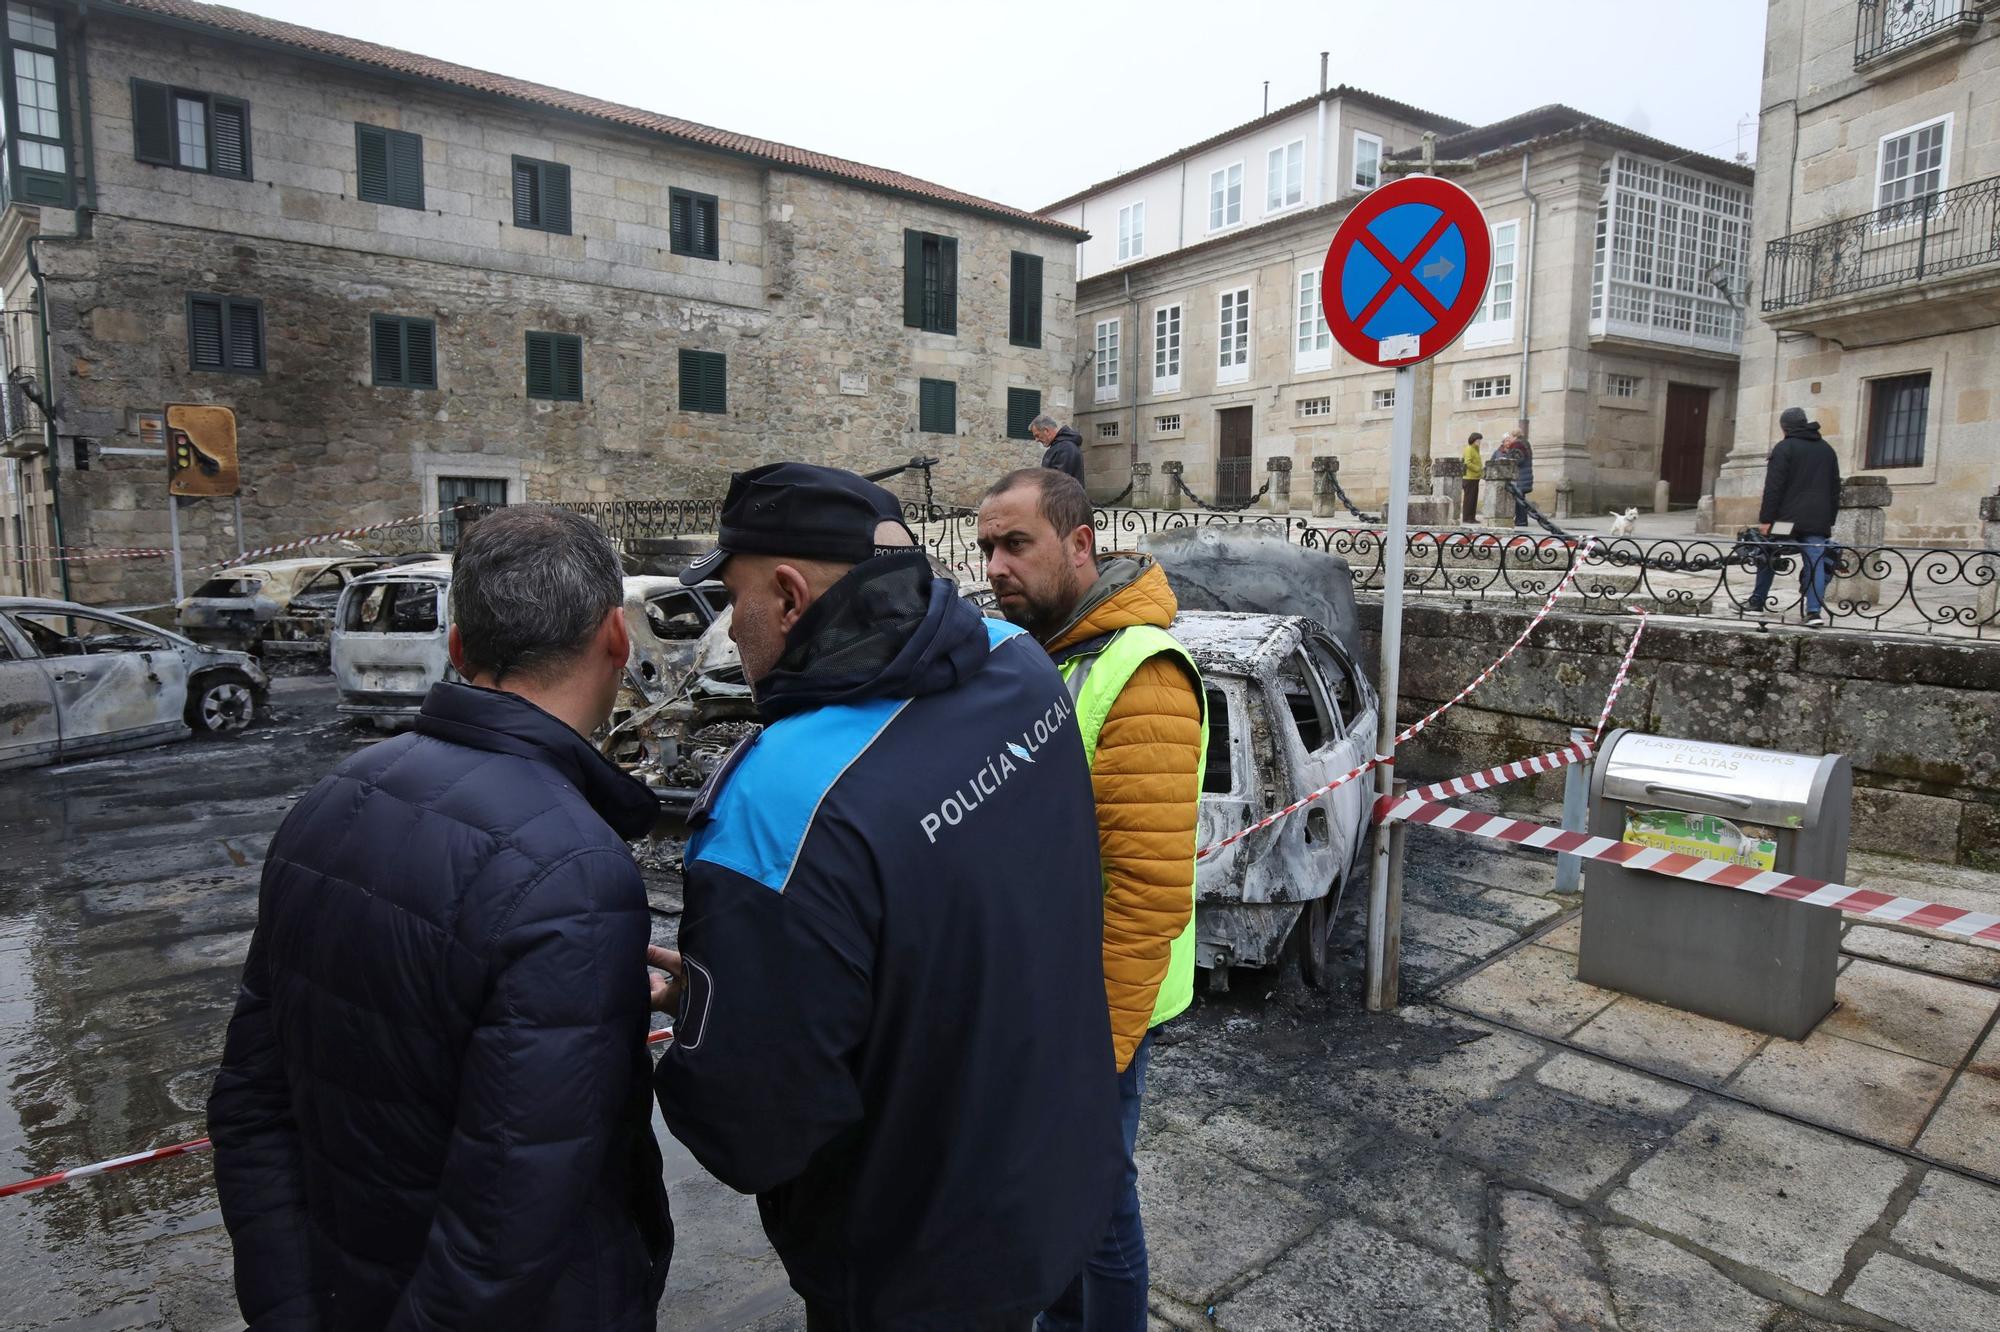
[[0, 596, 269, 769], [177, 556, 405, 655]]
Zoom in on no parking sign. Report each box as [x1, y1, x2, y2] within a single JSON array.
[[1320, 175, 1492, 367]]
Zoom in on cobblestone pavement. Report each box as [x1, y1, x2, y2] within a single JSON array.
[[3, 677, 1997, 1330]]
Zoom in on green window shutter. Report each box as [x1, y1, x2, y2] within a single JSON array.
[[388, 129, 424, 209], [919, 378, 956, 434], [544, 163, 571, 235], [938, 236, 958, 335], [525, 331, 554, 399], [226, 301, 263, 371], [903, 229, 924, 328], [131, 79, 173, 165], [405, 320, 437, 389], [678, 349, 727, 413], [188, 296, 224, 369], [1019, 253, 1042, 347], [512, 159, 538, 228], [669, 192, 690, 253], [669, 189, 715, 257], [1006, 387, 1041, 440], [554, 334, 583, 401], [212, 98, 250, 178], [371, 315, 403, 386], [355, 124, 389, 202]]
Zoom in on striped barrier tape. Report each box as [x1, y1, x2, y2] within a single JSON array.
[[0, 1027, 675, 1200], [8, 508, 457, 572], [1374, 795, 2000, 948]]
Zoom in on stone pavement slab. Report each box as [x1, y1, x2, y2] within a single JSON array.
[[1442, 943, 1618, 1038], [1447, 1081, 1672, 1200], [1301, 1129, 1491, 1265], [1607, 1100, 1910, 1295], [1914, 1067, 2000, 1178], [1818, 958, 2000, 1067], [1843, 924, 2000, 987], [1843, 1253, 2000, 1332], [1330, 1023, 1546, 1138], [1891, 1168, 2000, 1288], [1535, 1050, 1694, 1118], [1496, 1189, 1620, 1332], [1969, 1023, 2000, 1078], [1209, 1215, 1490, 1332], [1538, 915, 1582, 954], [1571, 993, 1770, 1084], [1727, 1030, 1953, 1147], [1600, 1227, 1777, 1332], [1401, 902, 1522, 959], [1137, 1127, 1324, 1307]]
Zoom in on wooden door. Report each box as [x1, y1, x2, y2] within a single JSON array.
[[1659, 384, 1711, 507], [1217, 406, 1253, 505]]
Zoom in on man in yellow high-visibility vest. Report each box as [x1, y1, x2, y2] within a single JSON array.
[[978, 468, 1206, 1332]]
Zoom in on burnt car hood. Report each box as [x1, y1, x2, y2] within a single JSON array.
[[1138, 526, 1365, 672]]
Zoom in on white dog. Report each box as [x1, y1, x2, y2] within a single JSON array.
[[1608, 507, 1639, 537]]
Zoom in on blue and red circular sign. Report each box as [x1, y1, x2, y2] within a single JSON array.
[[1320, 175, 1492, 368]]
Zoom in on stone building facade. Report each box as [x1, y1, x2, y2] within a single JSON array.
[[1047, 102, 1753, 516], [1716, 0, 2000, 545], [0, 0, 1080, 603]]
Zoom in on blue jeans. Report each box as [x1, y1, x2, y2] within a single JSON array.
[[1749, 533, 1833, 614], [1036, 1032, 1152, 1332]]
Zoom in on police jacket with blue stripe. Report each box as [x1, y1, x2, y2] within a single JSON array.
[[208, 683, 671, 1331], [655, 550, 1122, 1330]]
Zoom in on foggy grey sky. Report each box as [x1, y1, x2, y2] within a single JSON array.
[[225, 0, 1766, 210]]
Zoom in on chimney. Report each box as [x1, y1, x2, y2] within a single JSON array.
[[1320, 51, 1329, 94]]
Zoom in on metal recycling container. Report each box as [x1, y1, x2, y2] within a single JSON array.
[[1578, 730, 1851, 1040]]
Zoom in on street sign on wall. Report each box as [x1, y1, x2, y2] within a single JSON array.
[[1320, 175, 1493, 368]]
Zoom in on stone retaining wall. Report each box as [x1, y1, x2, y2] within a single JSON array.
[[1362, 600, 2000, 867]]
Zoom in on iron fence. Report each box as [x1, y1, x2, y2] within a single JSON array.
[[1763, 172, 2000, 312], [1855, 0, 1978, 66]]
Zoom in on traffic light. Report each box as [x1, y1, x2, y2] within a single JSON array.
[[165, 403, 240, 497]]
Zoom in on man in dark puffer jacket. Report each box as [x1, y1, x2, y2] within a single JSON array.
[[209, 506, 671, 1330]]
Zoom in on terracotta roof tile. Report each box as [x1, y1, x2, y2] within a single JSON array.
[[101, 0, 1087, 237]]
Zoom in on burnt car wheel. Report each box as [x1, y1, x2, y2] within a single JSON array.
[[189, 672, 259, 735]]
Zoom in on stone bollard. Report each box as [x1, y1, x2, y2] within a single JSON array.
[[1432, 455, 1464, 499], [1312, 456, 1343, 520], [1129, 462, 1152, 509], [1654, 479, 1672, 515], [1160, 460, 1185, 513], [1978, 490, 2000, 625], [1829, 475, 1892, 609], [1694, 494, 1716, 535], [1554, 481, 1575, 521], [1484, 456, 1520, 525], [1264, 456, 1292, 513]]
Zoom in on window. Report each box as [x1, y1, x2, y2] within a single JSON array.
[[1095, 319, 1120, 402], [4, 3, 67, 203], [1217, 287, 1250, 384], [1154, 413, 1183, 434], [1278, 649, 1332, 754], [918, 378, 957, 434], [903, 229, 958, 334], [1097, 421, 1120, 439], [1298, 396, 1331, 419], [1353, 131, 1383, 190], [1866, 373, 1929, 468], [1592, 154, 1751, 353], [438, 477, 507, 549], [371, 315, 437, 389], [355, 124, 423, 209], [1371, 386, 1397, 411], [1466, 219, 1519, 346], [1208, 162, 1243, 230], [1466, 375, 1512, 401], [1117, 202, 1144, 261], [512, 156, 571, 234], [670, 188, 719, 259], [132, 82, 249, 179], [12, 610, 169, 657], [525, 331, 583, 402], [1202, 689, 1234, 794], [187, 294, 263, 374], [1153, 303, 1182, 392], [1006, 387, 1041, 440], [1295, 268, 1331, 368], [1607, 373, 1642, 399], [678, 348, 726, 414], [1009, 251, 1043, 347], [1267, 140, 1304, 211], [642, 590, 709, 646], [1876, 116, 1950, 220]]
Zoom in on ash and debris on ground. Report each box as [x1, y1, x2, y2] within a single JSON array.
[[4, 676, 1999, 1331]]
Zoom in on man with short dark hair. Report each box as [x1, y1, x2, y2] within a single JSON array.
[[210, 506, 671, 1331], [654, 462, 1119, 1331], [1031, 413, 1087, 486], [977, 467, 1205, 1332]]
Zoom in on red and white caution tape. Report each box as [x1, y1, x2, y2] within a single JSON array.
[[10, 508, 456, 572], [1375, 796, 2000, 948], [1406, 739, 1596, 804], [0, 1027, 675, 1201]]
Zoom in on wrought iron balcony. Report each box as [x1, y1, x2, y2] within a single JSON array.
[[1761, 173, 2000, 312], [1855, 0, 1983, 67]]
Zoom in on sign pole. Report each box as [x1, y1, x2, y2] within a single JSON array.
[[233, 494, 245, 559], [1366, 362, 1415, 1011], [167, 494, 185, 603]]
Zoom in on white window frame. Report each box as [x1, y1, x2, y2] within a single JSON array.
[[1208, 161, 1244, 232], [1294, 267, 1331, 372], [1153, 303, 1182, 394], [1370, 386, 1396, 412], [1607, 373, 1642, 399], [1465, 374, 1513, 402], [1117, 201, 1145, 262], [1352, 131, 1384, 191], [1464, 219, 1520, 349], [1097, 421, 1121, 439], [1217, 286, 1251, 385], [1266, 139, 1304, 213], [1297, 396, 1332, 419], [1094, 318, 1120, 403], [1874, 113, 1952, 221], [1154, 412, 1184, 436]]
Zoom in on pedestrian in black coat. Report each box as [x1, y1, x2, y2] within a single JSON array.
[[209, 507, 671, 1330], [1748, 406, 1843, 624], [1032, 415, 1087, 487]]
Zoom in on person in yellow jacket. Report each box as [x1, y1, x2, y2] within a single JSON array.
[[1461, 431, 1485, 525], [977, 467, 1204, 1332]]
